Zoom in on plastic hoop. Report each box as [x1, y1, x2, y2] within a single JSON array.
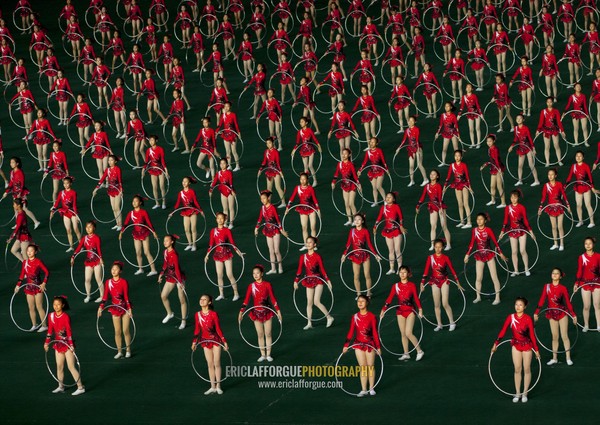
[[90, 185, 123, 224], [497, 230, 540, 275], [463, 249, 510, 296], [565, 181, 599, 223], [339, 249, 383, 293], [256, 168, 287, 204], [533, 132, 569, 167], [70, 250, 104, 296], [66, 113, 93, 149], [373, 219, 407, 260], [378, 307, 424, 356], [512, 35, 541, 62], [508, 80, 536, 112], [141, 167, 170, 202], [281, 204, 322, 245], [561, 110, 593, 147], [10, 284, 49, 332], [479, 165, 505, 197], [488, 339, 542, 397], [441, 187, 476, 223], [203, 243, 245, 288], [349, 69, 377, 98], [254, 223, 290, 263], [334, 343, 384, 397], [357, 165, 392, 205], [534, 307, 579, 353], [118, 223, 160, 268], [45, 340, 81, 387], [330, 178, 363, 217], [504, 147, 534, 182], [420, 279, 466, 327], [413, 202, 444, 242], [293, 276, 334, 321], [80, 145, 111, 181], [239, 305, 282, 349], [49, 210, 82, 247], [412, 82, 443, 117], [96, 304, 137, 350], [208, 186, 239, 219], [485, 44, 516, 75], [350, 109, 381, 143], [536, 203, 575, 241], [39, 170, 59, 204], [191, 339, 232, 383], [188, 147, 218, 184], [165, 208, 207, 245], [291, 143, 323, 178]]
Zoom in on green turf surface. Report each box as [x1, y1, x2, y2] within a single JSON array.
[[1, 1, 599, 424]]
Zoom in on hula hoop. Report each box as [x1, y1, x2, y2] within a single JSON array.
[[204, 243, 245, 288], [512, 35, 541, 62], [292, 276, 333, 321], [198, 14, 218, 38], [245, 22, 266, 46], [101, 45, 125, 72], [535, 73, 563, 99], [334, 343, 384, 397], [413, 202, 444, 242], [291, 143, 323, 178], [555, 12, 573, 41], [373, 219, 407, 260], [270, 9, 294, 33], [122, 65, 145, 95], [556, 58, 582, 88], [497, 230, 540, 274], [123, 136, 148, 169], [254, 223, 290, 263], [84, 6, 101, 30], [412, 82, 443, 116], [339, 249, 382, 293], [141, 167, 170, 202], [504, 147, 534, 182], [330, 178, 364, 217], [13, 7, 33, 32], [118, 223, 160, 268], [485, 44, 516, 75], [292, 59, 317, 86], [10, 284, 49, 332], [392, 146, 422, 179], [420, 279, 466, 327], [358, 34, 385, 63], [533, 132, 569, 166], [255, 110, 283, 143], [536, 203, 575, 241], [380, 58, 407, 87], [508, 80, 536, 112], [350, 109, 381, 143], [236, 55, 255, 78], [291, 34, 318, 59], [86, 80, 112, 110], [158, 280, 189, 321], [61, 33, 84, 59], [441, 70, 465, 101], [500, 7, 524, 33], [327, 129, 360, 161], [189, 148, 218, 184], [173, 18, 194, 45], [256, 167, 287, 203], [422, 7, 443, 32], [441, 187, 476, 223], [46, 89, 75, 121], [488, 339, 542, 397], [45, 340, 81, 387], [70, 250, 104, 296], [165, 207, 207, 245], [115, 0, 127, 20], [268, 71, 296, 101], [90, 185, 123, 224], [479, 165, 505, 197], [191, 340, 232, 383], [311, 82, 338, 115], [66, 113, 93, 148], [458, 112, 488, 149], [80, 145, 111, 181], [216, 129, 245, 162], [208, 186, 239, 219], [565, 181, 599, 222], [239, 305, 282, 349], [266, 38, 292, 66], [344, 12, 366, 38], [433, 36, 456, 64], [463, 249, 510, 296], [96, 304, 137, 350], [281, 204, 322, 245], [561, 110, 592, 147], [349, 69, 377, 98], [570, 283, 600, 331], [534, 307, 579, 353], [378, 307, 423, 356], [49, 210, 82, 247], [465, 59, 492, 89], [357, 165, 392, 205], [237, 88, 256, 112], [39, 170, 60, 204], [574, 6, 599, 34]]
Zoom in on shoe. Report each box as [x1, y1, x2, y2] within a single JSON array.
[[514, 180, 523, 186], [421, 180, 428, 186], [34, 221, 41, 229], [162, 204, 166, 210], [444, 245, 451, 251], [266, 269, 277, 275], [152, 204, 160, 209], [37, 326, 48, 333], [111, 225, 119, 230], [407, 181, 415, 187], [510, 272, 517, 277], [147, 271, 158, 277], [191, 246, 197, 252], [114, 352, 123, 359], [215, 295, 225, 301], [216, 388, 223, 395], [303, 323, 312, 330], [577, 221, 584, 228], [171, 146, 179, 152], [72, 388, 85, 396], [95, 297, 102, 303], [266, 356, 273, 362], [559, 246, 564, 251], [65, 247, 74, 253], [184, 245, 192, 251], [228, 223, 234, 229], [278, 202, 286, 209], [513, 396, 520, 403], [583, 326, 589, 332], [546, 359, 558, 366], [486, 200, 495, 206], [476, 87, 483, 92], [456, 223, 464, 228], [278, 267, 283, 274], [462, 223, 472, 229], [125, 351, 131, 358], [588, 223, 596, 228], [312, 180, 317, 187], [162, 313, 174, 323], [181, 150, 189, 154], [473, 298, 481, 304], [357, 390, 369, 397], [370, 202, 377, 207], [449, 323, 456, 332], [233, 166, 240, 172], [232, 295, 240, 301], [434, 326, 442, 332], [135, 269, 144, 275], [398, 354, 410, 361], [497, 204, 506, 208], [416, 351, 425, 361], [299, 246, 307, 251], [437, 162, 446, 167], [369, 389, 376, 396], [550, 244, 558, 250], [178, 321, 186, 330], [257, 356, 266, 362], [567, 359, 573, 366], [204, 388, 216, 395], [525, 271, 531, 277], [52, 386, 65, 393], [521, 396, 528, 403], [492, 299, 501, 305], [84, 296, 91, 303], [326, 316, 334, 328], [344, 220, 352, 226]]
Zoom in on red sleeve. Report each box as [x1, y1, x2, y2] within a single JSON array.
[[495, 314, 512, 343], [213, 311, 227, 342], [267, 284, 280, 311], [466, 229, 476, 255], [40, 261, 50, 284], [411, 284, 422, 310], [370, 313, 381, 349], [44, 314, 55, 345], [240, 284, 253, 311], [446, 256, 459, 280], [343, 315, 356, 348], [562, 285, 576, 317], [17, 260, 26, 284], [534, 285, 548, 315]]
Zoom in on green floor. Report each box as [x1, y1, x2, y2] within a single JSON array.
[[1, 1, 599, 424]]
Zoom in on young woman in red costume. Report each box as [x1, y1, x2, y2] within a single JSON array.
[[295, 75, 321, 135], [14, 244, 49, 332], [50, 176, 81, 252], [165, 88, 191, 153], [508, 114, 540, 187], [98, 261, 133, 359], [44, 295, 85, 395], [499, 190, 535, 277], [421, 239, 463, 331], [352, 84, 380, 143], [84, 120, 111, 180], [374, 192, 406, 275], [238, 265, 282, 362], [6, 200, 31, 263], [414, 62, 440, 119], [119, 195, 158, 276], [435, 101, 460, 167], [125, 110, 146, 170], [534, 268, 577, 365], [210, 157, 237, 228], [4, 157, 40, 229], [292, 116, 321, 186], [562, 83, 590, 147], [509, 56, 534, 117], [443, 150, 473, 229], [328, 100, 358, 159], [358, 137, 388, 207], [94, 154, 123, 231], [539, 45, 559, 99], [255, 190, 287, 275], [205, 212, 242, 301], [217, 102, 242, 171], [536, 97, 565, 167], [158, 234, 187, 330], [416, 169, 452, 250], [257, 89, 283, 150], [171, 176, 204, 252], [258, 138, 286, 207], [465, 212, 507, 305], [294, 236, 334, 329], [566, 151, 598, 228], [69, 93, 93, 151], [139, 69, 166, 124], [388, 75, 412, 134], [71, 220, 104, 303], [285, 172, 320, 247], [343, 294, 381, 397], [192, 116, 219, 181], [480, 134, 506, 207], [27, 108, 58, 172], [49, 69, 73, 126], [563, 33, 581, 88], [331, 147, 360, 226], [537, 168, 571, 251], [573, 236, 600, 332], [342, 213, 380, 298], [492, 297, 540, 403], [11, 81, 36, 135], [142, 135, 169, 210], [381, 266, 424, 361], [192, 294, 228, 395]]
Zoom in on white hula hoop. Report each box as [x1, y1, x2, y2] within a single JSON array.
[[565, 181, 599, 223], [561, 110, 593, 147], [488, 339, 542, 397], [420, 280, 466, 327], [239, 305, 282, 349], [570, 282, 600, 331], [281, 204, 322, 246], [256, 167, 287, 203], [412, 82, 443, 116], [378, 307, 423, 356], [188, 147, 218, 184], [49, 210, 82, 247], [497, 230, 540, 274], [357, 165, 392, 205], [158, 280, 190, 321], [70, 250, 104, 296], [204, 243, 245, 288], [118, 223, 160, 268], [254, 223, 290, 263], [373, 219, 407, 260], [458, 113, 489, 149], [413, 202, 444, 242], [141, 166, 171, 202], [334, 343, 384, 397], [463, 249, 510, 296], [45, 340, 82, 387], [96, 304, 137, 350], [80, 144, 111, 181], [330, 179, 363, 217], [191, 339, 232, 383], [91, 185, 123, 224], [339, 249, 383, 293], [208, 186, 239, 219], [291, 143, 323, 178], [10, 284, 49, 332], [536, 203, 575, 241], [534, 307, 579, 353], [293, 276, 334, 321], [165, 208, 207, 245]]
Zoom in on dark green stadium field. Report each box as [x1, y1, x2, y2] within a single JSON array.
[[1, 1, 599, 424]]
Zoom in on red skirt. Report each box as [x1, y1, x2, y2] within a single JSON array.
[[212, 246, 233, 262], [348, 250, 370, 264], [429, 277, 449, 289], [367, 167, 385, 180], [340, 180, 357, 192], [249, 307, 275, 322], [301, 276, 323, 288], [299, 143, 316, 157], [544, 204, 565, 217], [295, 205, 316, 215], [23, 283, 42, 296], [381, 227, 401, 238], [109, 305, 127, 316], [511, 339, 534, 352], [474, 251, 495, 262], [179, 207, 199, 217], [261, 224, 280, 237], [545, 308, 568, 321], [132, 226, 151, 240]]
